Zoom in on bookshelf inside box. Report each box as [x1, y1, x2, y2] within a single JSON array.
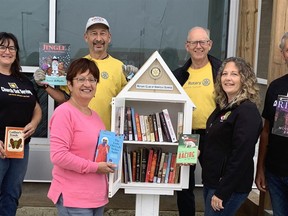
[[109, 51, 195, 216]]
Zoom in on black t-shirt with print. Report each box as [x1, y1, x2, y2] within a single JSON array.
[[0, 73, 38, 144], [262, 74, 288, 176]]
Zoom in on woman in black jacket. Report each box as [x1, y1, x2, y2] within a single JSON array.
[[202, 57, 262, 216]]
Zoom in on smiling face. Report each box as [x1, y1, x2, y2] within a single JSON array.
[[0, 39, 16, 70], [68, 70, 97, 103], [221, 61, 242, 102], [185, 27, 212, 63], [84, 24, 111, 58]]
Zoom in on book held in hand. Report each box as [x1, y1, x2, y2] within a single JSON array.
[[95, 130, 124, 168], [4, 127, 25, 159], [272, 95, 288, 137], [176, 134, 200, 165], [39, 42, 71, 86]]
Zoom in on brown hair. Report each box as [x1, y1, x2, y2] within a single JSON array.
[[66, 58, 99, 84], [0, 32, 21, 77]]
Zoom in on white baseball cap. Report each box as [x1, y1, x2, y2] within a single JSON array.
[[85, 16, 110, 32]]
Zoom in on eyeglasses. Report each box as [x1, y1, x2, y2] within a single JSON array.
[[186, 40, 210, 47], [0, 45, 17, 53], [73, 77, 97, 84]]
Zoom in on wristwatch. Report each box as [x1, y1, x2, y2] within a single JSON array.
[[38, 84, 49, 89]]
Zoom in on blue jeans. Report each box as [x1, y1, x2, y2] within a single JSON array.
[[56, 194, 105, 216], [266, 171, 288, 216], [0, 144, 29, 216], [203, 186, 248, 216]]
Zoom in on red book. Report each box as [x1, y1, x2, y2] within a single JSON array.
[[135, 112, 142, 141], [145, 148, 154, 182], [149, 150, 158, 182], [132, 151, 137, 182], [168, 153, 177, 183]]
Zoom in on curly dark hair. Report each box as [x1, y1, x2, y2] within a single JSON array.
[[214, 57, 260, 109]]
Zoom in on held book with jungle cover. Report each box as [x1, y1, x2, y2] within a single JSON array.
[[176, 134, 199, 164], [94, 130, 124, 168], [39, 42, 71, 86], [4, 127, 25, 159]]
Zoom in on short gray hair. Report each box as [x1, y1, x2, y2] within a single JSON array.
[[279, 32, 288, 50]]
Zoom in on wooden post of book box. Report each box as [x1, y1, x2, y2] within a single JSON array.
[[108, 51, 195, 216]]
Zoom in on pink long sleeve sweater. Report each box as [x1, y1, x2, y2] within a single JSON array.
[[47, 102, 107, 208]]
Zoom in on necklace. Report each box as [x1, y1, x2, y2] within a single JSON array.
[[70, 97, 92, 116]]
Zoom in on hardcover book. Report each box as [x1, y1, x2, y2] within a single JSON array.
[[39, 42, 71, 86], [272, 95, 288, 137], [95, 130, 124, 168], [176, 134, 200, 164], [4, 127, 24, 159]]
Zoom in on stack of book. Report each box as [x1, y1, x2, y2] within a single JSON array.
[[123, 107, 184, 143], [122, 147, 180, 184]]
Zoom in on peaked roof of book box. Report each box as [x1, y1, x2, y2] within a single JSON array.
[[117, 51, 195, 108]]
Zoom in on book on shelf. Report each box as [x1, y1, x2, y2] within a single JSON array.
[[123, 108, 129, 140], [132, 151, 137, 182], [131, 107, 138, 141], [168, 153, 177, 183], [126, 148, 133, 182], [272, 95, 288, 137], [126, 107, 133, 141], [155, 112, 164, 142], [139, 115, 147, 141], [156, 152, 166, 183], [122, 149, 128, 183], [145, 148, 154, 182], [39, 42, 71, 86], [161, 153, 169, 183], [159, 111, 171, 142], [176, 112, 184, 140], [4, 127, 24, 159], [144, 115, 151, 142], [135, 150, 141, 182], [164, 152, 173, 183], [152, 113, 159, 142], [174, 165, 181, 184], [162, 109, 177, 142], [95, 130, 124, 168], [153, 148, 162, 183], [148, 115, 155, 142], [115, 107, 122, 135], [140, 148, 149, 182], [149, 150, 158, 182], [176, 134, 200, 165], [135, 112, 142, 141]]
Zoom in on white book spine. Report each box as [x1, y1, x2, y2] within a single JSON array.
[[162, 109, 177, 142], [155, 112, 164, 142]]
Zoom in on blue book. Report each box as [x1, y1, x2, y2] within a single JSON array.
[[95, 130, 124, 168], [165, 152, 172, 183]]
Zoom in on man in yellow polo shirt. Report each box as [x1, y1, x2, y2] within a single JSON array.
[[173, 26, 222, 216], [34, 16, 137, 130]]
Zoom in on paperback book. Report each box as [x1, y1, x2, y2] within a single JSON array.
[[4, 127, 25, 159], [272, 95, 288, 137], [39, 42, 71, 86], [95, 130, 124, 168], [176, 134, 200, 164]]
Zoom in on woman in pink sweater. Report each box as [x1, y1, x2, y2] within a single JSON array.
[[48, 58, 116, 216]]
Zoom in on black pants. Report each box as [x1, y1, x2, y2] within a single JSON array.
[[177, 165, 196, 216], [177, 130, 206, 216]]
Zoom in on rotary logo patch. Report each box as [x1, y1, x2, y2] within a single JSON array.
[[101, 71, 109, 79]]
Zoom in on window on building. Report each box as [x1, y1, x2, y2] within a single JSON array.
[[1, 0, 229, 141]]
